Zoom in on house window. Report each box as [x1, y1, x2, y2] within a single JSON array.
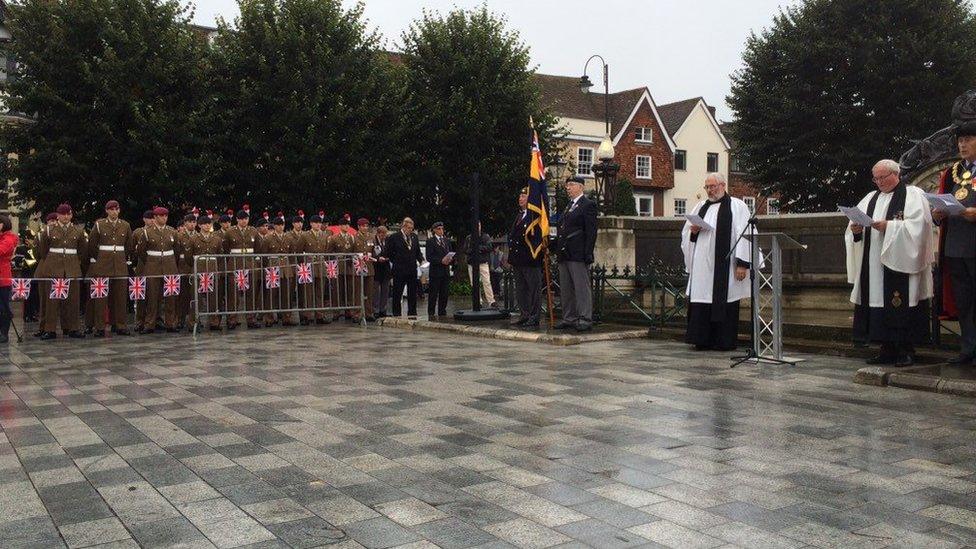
[[729, 154, 741, 173], [707, 152, 719, 172], [636, 196, 653, 217], [577, 147, 594, 176], [743, 196, 755, 214], [636, 155, 652, 179], [634, 127, 653, 143], [674, 199, 687, 216], [674, 149, 687, 171], [767, 198, 780, 215]]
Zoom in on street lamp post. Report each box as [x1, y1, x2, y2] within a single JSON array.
[[580, 55, 619, 214]]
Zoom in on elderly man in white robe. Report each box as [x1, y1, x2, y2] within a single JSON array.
[[845, 159, 934, 366], [681, 173, 754, 351]]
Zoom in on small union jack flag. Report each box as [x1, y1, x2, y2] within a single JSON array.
[[163, 274, 181, 297], [49, 278, 70, 300], [128, 276, 147, 301], [325, 260, 339, 280], [296, 263, 312, 285], [197, 272, 214, 294], [11, 278, 30, 300], [235, 269, 250, 291], [89, 277, 109, 299], [353, 254, 369, 276], [265, 267, 281, 289]]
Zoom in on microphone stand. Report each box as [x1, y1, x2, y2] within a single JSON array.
[[726, 215, 789, 368]]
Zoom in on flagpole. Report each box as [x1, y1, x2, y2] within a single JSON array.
[[542, 238, 556, 330]]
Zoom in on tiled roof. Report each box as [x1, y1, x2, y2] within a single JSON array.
[[534, 73, 648, 135], [657, 97, 701, 137]]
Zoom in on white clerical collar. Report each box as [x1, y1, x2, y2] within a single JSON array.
[[571, 195, 582, 206]]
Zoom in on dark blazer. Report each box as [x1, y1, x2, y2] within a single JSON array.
[[382, 231, 423, 276], [425, 235, 452, 278], [508, 210, 542, 267], [463, 232, 492, 266], [372, 235, 391, 282], [557, 195, 598, 263]]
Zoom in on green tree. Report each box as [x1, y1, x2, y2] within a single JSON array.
[[399, 7, 562, 236], [202, 0, 404, 216], [0, 0, 207, 222], [610, 179, 637, 216], [728, 0, 976, 212]]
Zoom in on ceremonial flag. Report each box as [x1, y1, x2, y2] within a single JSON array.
[[11, 279, 30, 300], [197, 272, 214, 294], [163, 275, 181, 297], [128, 276, 146, 300], [265, 267, 281, 289], [325, 260, 339, 280], [89, 277, 109, 299], [235, 269, 250, 291], [50, 278, 70, 300], [296, 263, 313, 284], [353, 254, 369, 276], [525, 120, 550, 259]]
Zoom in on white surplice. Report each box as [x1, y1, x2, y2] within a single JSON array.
[[681, 196, 754, 304], [844, 185, 934, 307]]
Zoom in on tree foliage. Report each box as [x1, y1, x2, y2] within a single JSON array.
[[0, 0, 206, 221], [399, 7, 562, 236], [728, 0, 976, 211], [202, 0, 405, 218]]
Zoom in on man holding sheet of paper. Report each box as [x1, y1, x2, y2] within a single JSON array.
[[934, 109, 976, 365], [680, 173, 753, 351], [845, 159, 933, 366]]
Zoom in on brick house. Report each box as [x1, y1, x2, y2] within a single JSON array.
[[534, 74, 675, 216], [721, 122, 780, 215]]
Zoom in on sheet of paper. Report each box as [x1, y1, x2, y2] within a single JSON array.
[[838, 205, 874, 227], [924, 193, 967, 216], [445, 252, 456, 259], [684, 214, 714, 232]]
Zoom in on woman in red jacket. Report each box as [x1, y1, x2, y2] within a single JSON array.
[[0, 215, 19, 343]]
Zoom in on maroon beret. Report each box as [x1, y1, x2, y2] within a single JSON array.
[[153, 206, 169, 216], [56, 204, 72, 215], [357, 218, 369, 226], [45, 213, 58, 222], [105, 200, 120, 210]]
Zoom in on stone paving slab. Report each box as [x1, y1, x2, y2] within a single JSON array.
[[854, 363, 976, 398], [0, 325, 974, 548], [377, 316, 648, 346]]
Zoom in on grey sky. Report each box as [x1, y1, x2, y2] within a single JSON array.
[[189, 0, 801, 121]]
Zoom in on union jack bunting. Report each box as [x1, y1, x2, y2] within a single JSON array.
[[49, 278, 70, 300], [11, 278, 30, 300], [353, 254, 369, 276], [325, 260, 339, 280], [128, 276, 147, 301], [89, 277, 109, 299], [235, 270, 250, 291], [197, 272, 214, 294], [163, 274, 181, 297], [265, 267, 281, 289], [296, 263, 313, 284]]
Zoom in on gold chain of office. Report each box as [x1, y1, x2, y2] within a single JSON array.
[[952, 161, 973, 200]]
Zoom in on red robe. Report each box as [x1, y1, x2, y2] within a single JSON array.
[[938, 167, 958, 319]]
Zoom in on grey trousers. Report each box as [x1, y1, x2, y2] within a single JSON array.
[[558, 261, 592, 325], [374, 278, 390, 315], [948, 257, 976, 355], [514, 265, 542, 320]]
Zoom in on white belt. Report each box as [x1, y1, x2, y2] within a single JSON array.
[[147, 250, 174, 257], [49, 248, 77, 255], [230, 248, 255, 254], [99, 245, 125, 252]]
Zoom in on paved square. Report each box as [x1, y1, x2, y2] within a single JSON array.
[[0, 325, 974, 548]]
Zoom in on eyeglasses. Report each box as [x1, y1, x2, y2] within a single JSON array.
[[703, 184, 722, 190], [872, 173, 894, 183]]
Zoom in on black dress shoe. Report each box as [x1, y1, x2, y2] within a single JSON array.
[[93, 331, 105, 338], [209, 325, 222, 331], [166, 328, 179, 333], [575, 323, 593, 332], [895, 354, 915, 367], [40, 331, 56, 340], [512, 318, 528, 326], [947, 354, 974, 364], [83, 327, 93, 335], [114, 328, 132, 336], [143, 329, 155, 334], [554, 321, 575, 329], [67, 331, 84, 339], [865, 354, 896, 365], [33, 330, 43, 338], [523, 319, 540, 327], [246, 323, 261, 329], [226, 323, 238, 330]]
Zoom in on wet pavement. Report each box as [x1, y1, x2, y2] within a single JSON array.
[[0, 324, 975, 548]]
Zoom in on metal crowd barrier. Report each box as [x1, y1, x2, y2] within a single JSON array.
[[192, 253, 366, 336]]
